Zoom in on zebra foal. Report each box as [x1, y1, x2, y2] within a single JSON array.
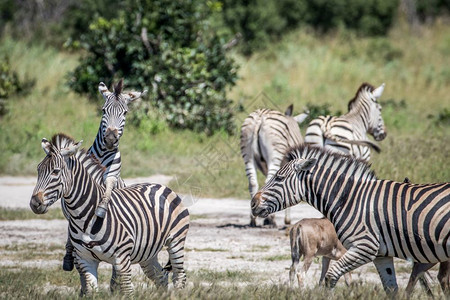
[[30, 134, 189, 295], [240, 104, 307, 227], [305, 82, 386, 161], [252, 145, 449, 293]]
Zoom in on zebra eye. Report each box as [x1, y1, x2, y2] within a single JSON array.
[[275, 174, 285, 180], [51, 169, 61, 176]]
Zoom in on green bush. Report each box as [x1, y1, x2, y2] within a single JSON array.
[[0, 56, 34, 116], [221, 0, 399, 55], [67, 0, 238, 135]]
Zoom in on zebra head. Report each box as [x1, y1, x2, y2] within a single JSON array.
[[349, 83, 387, 141], [98, 79, 147, 150], [30, 135, 82, 214], [251, 158, 317, 218]]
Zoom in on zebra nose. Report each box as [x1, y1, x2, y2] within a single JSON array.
[[30, 193, 44, 214], [104, 127, 119, 147], [251, 192, 262, 210]]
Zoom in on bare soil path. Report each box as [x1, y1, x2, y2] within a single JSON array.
[[0, 176, 438, 290]]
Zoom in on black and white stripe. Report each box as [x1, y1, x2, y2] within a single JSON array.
[[62, 80, 146, 271], [305, 83, 386, 161], [240, 105, 307, 226], [30, 134, 189, 295], [252, 145, 449, 293]]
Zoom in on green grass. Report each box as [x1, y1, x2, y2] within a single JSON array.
[[0, 267, 441, 300], [0, 20, 449, 199], [0, 207, 65, 220]]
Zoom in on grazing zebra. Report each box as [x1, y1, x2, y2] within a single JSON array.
[[240, 104, 308, 227], [304, 82, 387, 161], [30, 134, 189, 295], [252, 145, 450, 293], [62, 80, 146, 271]]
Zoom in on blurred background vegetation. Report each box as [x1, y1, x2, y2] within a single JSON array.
[[0, 0, 448, 198]]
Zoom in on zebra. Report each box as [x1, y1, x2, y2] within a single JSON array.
[[304, 82, 387, 161], [240, 104, 308, 227], [62, 79, 146, 271], [251, 145, 450, 293], [30, 134, 189, 295]]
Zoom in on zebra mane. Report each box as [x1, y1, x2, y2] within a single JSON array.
[[50, 133, 106, 182], [283, 144, 377, 180], [347, 82, 375, 111]]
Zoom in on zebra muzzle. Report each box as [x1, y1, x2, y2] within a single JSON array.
[[30, 193, 47, 214], [104, 128, 119, 149]]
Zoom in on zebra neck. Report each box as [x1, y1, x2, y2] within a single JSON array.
[[89, 129, 117, 161], [342, 105, 369, 136], [64, 158, 104, 224], [304, 166, 372, 223]]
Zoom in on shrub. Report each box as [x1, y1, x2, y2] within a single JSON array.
[[0, 56, 34, 116], [67, 0, 238, 135], [221, 0, 399, 55]]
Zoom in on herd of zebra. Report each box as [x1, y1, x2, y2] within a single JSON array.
[[29, 80, 449, 296]]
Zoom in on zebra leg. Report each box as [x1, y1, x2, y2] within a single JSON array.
[[405, 262, 435, 296], [284, 208, 291, 225], [167, 236, 187, 289], [62, 231, 74, 271], [438, 260, 450, 296], [74, 257, 99, 296], [325, 245, 377, 288], [112, 258, 134, 295], [139, 257, 168, 288], [110, 267, 119, 294], [95, 176, 117, 218], [372, 257, 398, 294], [245, 161, 259, 227], [319, 257, 331, 286]]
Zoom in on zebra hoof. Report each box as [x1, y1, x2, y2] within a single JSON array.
[[63, 254, 74, 271], [95, 207, 107, 218], [249, 219, 257, 227], [263, 217, 277, 228]]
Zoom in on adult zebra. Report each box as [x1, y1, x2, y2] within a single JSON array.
[[62, 79, 146, 271], [240, 104, 308, 227], [304, 82, 387, 161], [252, 145, 450, 293], [30, 134, 189, 295]]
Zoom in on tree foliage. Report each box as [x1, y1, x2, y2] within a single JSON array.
[[222, 0, 399, 55], [67, 0, 238, 134]]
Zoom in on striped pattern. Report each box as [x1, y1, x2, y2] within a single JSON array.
[[304, 83, 386, 161], [63, 80, 147, 271], [252, 145, 449, 292], [240, 105, 307, 226], [31, 134, 189, 295]]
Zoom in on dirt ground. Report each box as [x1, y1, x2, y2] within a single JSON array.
[[0, 176, 439, 291]]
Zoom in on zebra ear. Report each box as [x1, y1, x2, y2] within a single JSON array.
[[60, 140, 83, 157], [41, 138, 52, 155], [125, 90, 148, 104], [285, 104, 294, 116], [293, 112, 309, 124], [98, 82, 111, 99], [294, 158, 317, 173], [372, 83, 385, 100]]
